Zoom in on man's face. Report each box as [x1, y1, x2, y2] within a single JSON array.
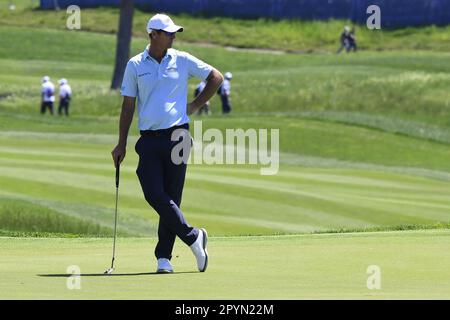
[[152, 30, 176, 49]]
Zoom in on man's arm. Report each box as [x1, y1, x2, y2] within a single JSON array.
[[111, 96, 136, 167], [187, 68, 223, 115]]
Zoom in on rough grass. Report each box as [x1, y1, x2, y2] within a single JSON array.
[[2, 3, 450, 52], [2, 26, 450, 129], [0, 198, 113, 236]]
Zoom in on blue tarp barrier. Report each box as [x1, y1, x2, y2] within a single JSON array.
[[40, 0, 450, 27]]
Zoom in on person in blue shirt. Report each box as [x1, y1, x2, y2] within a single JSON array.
[[111, 14, 223, 274], [194, 81, 211, 115], [220, 72, 232, 114], [337, 26, 357, 54], [57, 78, 72, 116]]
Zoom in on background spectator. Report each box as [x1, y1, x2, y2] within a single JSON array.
[[58, 78, 72, 116], [41, 76, 55, 115]]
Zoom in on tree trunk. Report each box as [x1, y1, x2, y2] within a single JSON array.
[[111, 0, 134, 90]]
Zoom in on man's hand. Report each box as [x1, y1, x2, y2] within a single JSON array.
[[111, 144, 126, 168]]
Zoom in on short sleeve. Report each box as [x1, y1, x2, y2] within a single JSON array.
[[185, 53, 213, 81], [120, 61, 138, 97]]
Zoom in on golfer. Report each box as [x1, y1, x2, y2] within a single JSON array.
[[111, 13, 223, 273]]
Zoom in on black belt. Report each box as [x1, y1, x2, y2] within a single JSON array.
[[140, 123, 189, 137]]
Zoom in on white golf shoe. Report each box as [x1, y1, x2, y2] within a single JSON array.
[[190, 228, 208, 272], [156, 258, 173, 274]]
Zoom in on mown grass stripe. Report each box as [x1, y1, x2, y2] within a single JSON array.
[[1, 153, 450, 202], [0, 192, 154, 236], [0, 165, 143, 197], [3, 163, 447, 218], [188, 186, 446, 225], [193, 165, 450, 192], [187, 171, 450, 208], [2, 168, 441, 234], [4, 156, 449, 203], [188, 211, 324, 233], [0, 176, 145, 216], [184, 184, 441, 226], [0, 146, 108, 160], [0, 130, 124, 144], [184, 187, 374, 227], [1, 162, 448, 226]]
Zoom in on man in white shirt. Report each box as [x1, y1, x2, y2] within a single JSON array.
[[41, 76, 55, 115], [111, 13, 223, 274], [58, 78, 72, 116], [220, 72, 232, 114]]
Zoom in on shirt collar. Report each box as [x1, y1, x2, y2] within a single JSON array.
[[144, 45, 174, 62]]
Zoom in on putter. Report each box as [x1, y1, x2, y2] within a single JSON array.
[[104, 161, 120, 275]]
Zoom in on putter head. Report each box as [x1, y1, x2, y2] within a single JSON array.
[[104, 267, 114, 275]]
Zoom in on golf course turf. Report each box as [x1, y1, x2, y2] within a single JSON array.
[[0, 4, 449, 299]]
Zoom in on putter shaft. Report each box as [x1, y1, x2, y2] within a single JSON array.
[[108, 164, 120, 272]]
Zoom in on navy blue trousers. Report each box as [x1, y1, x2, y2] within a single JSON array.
[[58, 98, 70, 116], [135, 124, 198, 260], [41, 101, 54, 115], [221, 95, 231, 114]]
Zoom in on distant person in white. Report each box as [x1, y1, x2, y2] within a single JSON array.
[[194, 81, 211, 115], [41, 76, 55, 115], [220, 71, 232, 114], [58, 78, 72, 116]]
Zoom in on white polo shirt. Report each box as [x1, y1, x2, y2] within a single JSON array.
[[121, 46, 213, 130], [41, 81, 55, 102], [59, 84, 72, 99]]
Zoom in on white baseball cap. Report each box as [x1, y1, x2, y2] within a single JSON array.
[[224, 72, 233, 79], [58, 78, 67, 85], [42, 76, 50, 83], [146, 13, 183, 33]]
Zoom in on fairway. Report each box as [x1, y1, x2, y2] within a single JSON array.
[[1, 230, 449, 299], [1, 131, 450, 236]]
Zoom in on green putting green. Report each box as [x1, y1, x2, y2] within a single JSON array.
[[1, 230, 449, 299]]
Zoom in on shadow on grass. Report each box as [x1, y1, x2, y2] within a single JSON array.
[[38, 271, 198, 277]]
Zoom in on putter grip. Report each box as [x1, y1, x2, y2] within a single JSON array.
[[115, 163, 120, 188]]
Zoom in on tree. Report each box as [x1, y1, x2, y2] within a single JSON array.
[[111, 0, 134, 90]]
